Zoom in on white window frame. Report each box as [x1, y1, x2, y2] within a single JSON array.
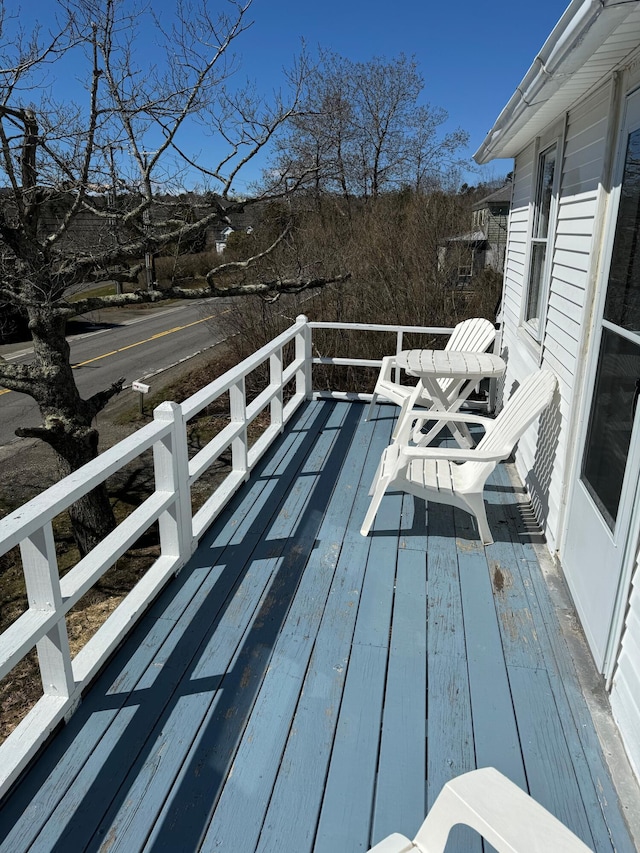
[[522, 128, 563, 343]]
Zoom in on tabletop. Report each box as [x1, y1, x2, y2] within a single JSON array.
[[395, 349, 505, 380]]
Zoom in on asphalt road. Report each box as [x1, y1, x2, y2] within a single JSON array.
[[0, 299, 233, 448]]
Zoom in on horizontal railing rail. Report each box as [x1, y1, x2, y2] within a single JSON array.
[[0, 315, 456, 796], [308, 321, 455, 395]]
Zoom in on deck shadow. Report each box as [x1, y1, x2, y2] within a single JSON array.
[[0, 403, 362, 852]]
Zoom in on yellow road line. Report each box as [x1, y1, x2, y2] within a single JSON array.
[[0, 308, 228, 396]]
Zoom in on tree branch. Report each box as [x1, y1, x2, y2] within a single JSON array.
[[170, 271, 352, 299], [85, 375, 126, 419], [0, 359, 42, 393], [57, 271, 351, 317], [205, 222, 291, 282]]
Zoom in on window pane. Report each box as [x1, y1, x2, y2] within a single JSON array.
[[534, 147, 556, 239], [526, 243, 546, 322], [582, 328, 640, 529], [603, 127, 640, 332]]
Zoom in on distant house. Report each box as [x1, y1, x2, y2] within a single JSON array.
[[212, 222, 254, 254], [475, 0, 640, 781], [471, 183, 511, 273], [439, 183, 511, 286], [214, 225, 235, 254]]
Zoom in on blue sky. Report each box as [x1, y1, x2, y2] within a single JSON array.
[[26, 0, 569, 191], [237, 0, 568, 187]]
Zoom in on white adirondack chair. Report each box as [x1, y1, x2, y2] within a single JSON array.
[[361, 370, 557, 545], [365, 317, 497, 423], [367, 767, 592, 853]]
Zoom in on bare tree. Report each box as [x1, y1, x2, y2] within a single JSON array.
[[272, 51, 469, 199], [0, 0, 346, 554]]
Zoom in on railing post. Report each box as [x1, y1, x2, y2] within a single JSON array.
[[270, 347, 284, 432], [488, 330, 500, 413], [153, 402, 193, 563], [20, 523, 74, 699], [394, 329, 405, 384], [295, 314, 312, 399], [230, 377, 249, 480]]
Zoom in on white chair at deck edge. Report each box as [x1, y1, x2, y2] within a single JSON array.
[[365, 317, 497, 423], [366, 767, 592, 852], [361, 370, 557, 545]]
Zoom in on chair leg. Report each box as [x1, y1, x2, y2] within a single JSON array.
[[365, 392, 379, 422], [369, 458, 383, 496], [465, 492, 493, 546], [391, 394, 415, 441], [361, 475, 393, 536]]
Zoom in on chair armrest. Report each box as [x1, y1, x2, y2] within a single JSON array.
[[402, 407, 494, 427], [401, 445, 508, 464], [366, 833, 415, 853], [379, 355, 397, 381], [414, 768, 592, 853]]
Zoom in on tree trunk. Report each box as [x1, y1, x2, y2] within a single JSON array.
[[66, 489, 116, 557], [53, 426, 118, 557], [14, 306, 119, 556]]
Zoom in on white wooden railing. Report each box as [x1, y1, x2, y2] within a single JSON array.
[[0, 316, 454, 796]]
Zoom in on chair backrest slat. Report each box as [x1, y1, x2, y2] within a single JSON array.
[[478, 370, 556, 457], [458, 371, 556, 489], [445, 318, 496, 355], [438, 318, 496, 394]]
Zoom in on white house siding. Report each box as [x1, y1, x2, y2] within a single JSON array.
[[499, 144, 537, 397], [501, 142, 535, 337], [541, 85, 613, 549], [498, 84, 612, 552], [611, 554, 640, 780]]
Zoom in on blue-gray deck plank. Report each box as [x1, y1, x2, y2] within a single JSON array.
[[491, 462, 636, 852], [0, 400, 635, 853]]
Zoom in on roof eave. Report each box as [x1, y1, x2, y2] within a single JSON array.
[[474, 0, 640, 164]]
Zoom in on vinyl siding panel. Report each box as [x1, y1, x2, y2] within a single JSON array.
[[554, 232, 594, 254], [503, 255, 524, 278], [555, 217, 596, 236], [611, 557, 640, 780], [501, 288, 521, 327], [535, 85, 610, 547], [543, 86, 610, 544], [563, 117, 609, 161], [562, 86, 609, 152], [547, 296, 582, 338], [545, 308, 581, 360], [550, 273, 584, 304], [553, 246, 592, 273], [500, 141, 534, 343], [500, 85, 611, 553], [511, 150, 535, 209], [507, 221, 528, 237], [540, 348, 574, 391], [556, 194, 602, 221], [561, 157, 604, 194], [552, 258, 594, 289], [504, 253, 526, 280]]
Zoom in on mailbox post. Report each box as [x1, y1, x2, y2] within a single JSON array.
[[132, 380, 150, 415]]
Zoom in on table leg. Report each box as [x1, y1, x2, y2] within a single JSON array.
[[414, 378, 475, 448]]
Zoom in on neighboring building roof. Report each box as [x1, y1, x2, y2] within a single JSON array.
[[474, 0, 640, 163], [445, 230, 488, 244], [473, 184, 512, 208]]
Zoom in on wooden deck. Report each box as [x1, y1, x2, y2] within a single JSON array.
[[0, 400, 635, 852]]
